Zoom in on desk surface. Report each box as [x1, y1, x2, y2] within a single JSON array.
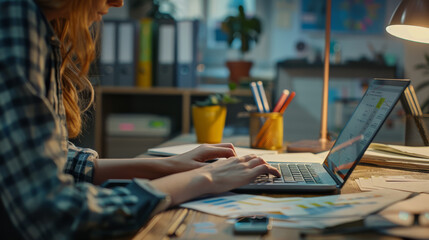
[[132, 134, 429, 240]]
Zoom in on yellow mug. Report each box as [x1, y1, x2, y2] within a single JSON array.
[[192, 105, 227, 143]]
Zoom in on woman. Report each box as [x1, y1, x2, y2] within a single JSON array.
[[0, 0, 280, 239]]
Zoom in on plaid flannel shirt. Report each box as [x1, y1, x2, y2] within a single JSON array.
[[0, 0, 169, 239]]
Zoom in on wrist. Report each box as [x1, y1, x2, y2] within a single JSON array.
[[192, 169, 214, 195]]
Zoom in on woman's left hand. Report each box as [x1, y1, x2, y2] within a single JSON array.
[[166, 143, 237, 173]]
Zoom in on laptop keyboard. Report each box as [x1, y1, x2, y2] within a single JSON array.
[[254, 163, 322, 184]]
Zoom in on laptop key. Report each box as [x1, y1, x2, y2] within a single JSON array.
[[273, 177, 284, 183]]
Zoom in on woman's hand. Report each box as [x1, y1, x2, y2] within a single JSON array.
[[196, 154, 281, 194], [150, 154, 281, 206], [165, 143, 237, 173]]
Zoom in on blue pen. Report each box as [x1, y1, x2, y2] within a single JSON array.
[[256, 81, 270, 113], [250, 82, 264, 113]]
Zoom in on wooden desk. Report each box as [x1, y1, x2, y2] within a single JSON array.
[[132, 134, 429, 240]]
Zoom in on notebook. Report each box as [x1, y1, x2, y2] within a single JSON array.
[[237, 78, 410, 192]]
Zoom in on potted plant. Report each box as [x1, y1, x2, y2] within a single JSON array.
[[192, 94, 239, 143], [221, 5, 262, 86]]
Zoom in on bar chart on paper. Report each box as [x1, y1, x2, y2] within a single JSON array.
[[280, 190, 410, 217], [181, 194, 302, 217]]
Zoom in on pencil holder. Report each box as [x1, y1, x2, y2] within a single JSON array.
[[249, 112, 283, 150]]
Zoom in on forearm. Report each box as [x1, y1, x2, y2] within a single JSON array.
[[93, 157, 176, 185], [149, 170, 211, 206]]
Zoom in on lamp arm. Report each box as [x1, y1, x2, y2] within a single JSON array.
[[320, 0, 331, 142]]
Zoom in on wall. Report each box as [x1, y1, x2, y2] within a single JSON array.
[[265, 0, 404, 67], [404, 41, 429, 103]]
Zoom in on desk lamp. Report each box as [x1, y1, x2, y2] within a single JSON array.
[[387, 0, 429, 146], [286, 0, 333, 153], [386, 0, 429, 44]]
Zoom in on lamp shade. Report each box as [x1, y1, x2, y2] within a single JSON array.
[[386, 0, 429, 43]]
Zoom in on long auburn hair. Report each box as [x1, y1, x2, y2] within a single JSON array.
[[36, 0, 98, 138]]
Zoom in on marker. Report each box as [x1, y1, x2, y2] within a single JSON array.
[[250, 82, 264, 113], [272, 89, 290, 112], [279, 91, 296, 114], [256, 81, 270, 113]]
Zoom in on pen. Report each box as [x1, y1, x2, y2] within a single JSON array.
[[279, 91, 296, 114], [272, 89, 290, 112], [250, 82, 264, 113], [256, 81, 270, 113]]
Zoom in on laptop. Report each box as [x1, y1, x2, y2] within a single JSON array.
[[237, 78, 410, 192]]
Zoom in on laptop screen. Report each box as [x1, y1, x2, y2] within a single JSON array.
[[323, 79, 410, 185]]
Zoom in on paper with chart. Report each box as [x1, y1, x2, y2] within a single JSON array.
[[180, 194, 302, 217], [181, 190, 410, 229], [279, 189, 410, 218]]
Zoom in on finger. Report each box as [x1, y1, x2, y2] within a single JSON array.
[[246, 158, 281, 177], [246, 157, 266, 168], [251, 164, 281, 178], [195, 145, 236, 161], [235, 154, 257, 162], [267, 165, 281, 177], [208, 143, 237, 156]]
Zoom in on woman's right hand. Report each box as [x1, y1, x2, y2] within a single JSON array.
[[149, 154, 280, 206], [194, 154, 281, 194]]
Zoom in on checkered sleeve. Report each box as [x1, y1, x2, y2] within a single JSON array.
[[65, 142, 98, 183], [0, 1, 169, 239]]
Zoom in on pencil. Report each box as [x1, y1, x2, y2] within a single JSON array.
[[167, 209, 189, 236], [279, 91, 296, 114], [272, 89, 290, 112]]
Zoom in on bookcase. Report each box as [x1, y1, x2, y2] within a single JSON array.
[[91, 86, 265, 158]]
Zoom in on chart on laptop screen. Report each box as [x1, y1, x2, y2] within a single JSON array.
[[324, 81, 408, 183]]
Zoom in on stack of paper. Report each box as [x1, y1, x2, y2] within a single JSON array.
[[361, 143, 429, 170], [369, 143, 429, 159], [355, 176, 429, 193]]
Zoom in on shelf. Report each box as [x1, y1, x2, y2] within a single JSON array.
[[93, 86, 262, 158]]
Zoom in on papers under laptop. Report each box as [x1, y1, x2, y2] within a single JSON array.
[[238, 78, 410, 192]]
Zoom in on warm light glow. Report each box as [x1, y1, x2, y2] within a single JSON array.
[[386, 25, 429, 44]]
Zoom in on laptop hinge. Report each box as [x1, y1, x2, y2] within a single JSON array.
[[323, 163, 343, 187]]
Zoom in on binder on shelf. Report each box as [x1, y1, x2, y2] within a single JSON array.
[[176, 20, 199, 88], [99, 20, 138, 86], [117, 21, 138, 86], [136, 18, 154, 88], [99, 21, 116, 86], [153, 19, 176, 87]]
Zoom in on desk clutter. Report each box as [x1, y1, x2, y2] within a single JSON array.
[[148, 142, 429, 238], [180, 190, 410, 229]]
